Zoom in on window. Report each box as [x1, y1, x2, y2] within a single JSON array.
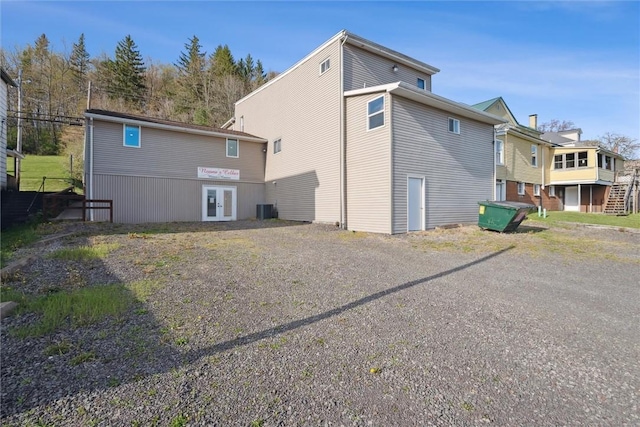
[[495, 180, 506, 201], [273, 138, 281, 154], [549, 186, 556, 197], [577, 151, 588, 167], [495, 140, 504, 165], [555, 151, 588, 169], [123, 124, 141, 148], [417, 78, 425, 90], [599, 154, 614, 171], [533, 184, 541, 196], [517, 182, 525, 195], [554, 155, 563, 169], [565, 153, 575, 168], [448, 118, 460, 134], [367, 96, 385, 130], [319, 58, 330, 75], [226, 139, 238, 158], [531, 145, 538, 167]]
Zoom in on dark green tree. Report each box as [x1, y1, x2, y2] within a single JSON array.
[[70, 33, 90, 79], [174, 36, 206, 117], [108, 35, 146, 106], [209, 44, 237, 77]]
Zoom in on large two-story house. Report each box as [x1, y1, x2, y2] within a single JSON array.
[[229, 30, 505, 233], [471, 97, 555, 209], [84, 30, 507, 232]]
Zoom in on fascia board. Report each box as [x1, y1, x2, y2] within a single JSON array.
[[85, 112, 267, 143], [388, 82, 507, 125]]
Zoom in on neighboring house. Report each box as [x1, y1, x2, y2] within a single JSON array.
[[472, 97, 555, 209], [84, 109, 267, 223], [230, 30, 505, 233], [1, 68, 18, 192], [541, 129, 624, 213]]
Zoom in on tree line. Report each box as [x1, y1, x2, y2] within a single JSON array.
[[1, 33, 274, 155]]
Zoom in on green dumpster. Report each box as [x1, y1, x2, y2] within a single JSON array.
[[477, 201, 536, 232]]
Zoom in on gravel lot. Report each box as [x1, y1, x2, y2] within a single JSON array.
[[1, 219, 639, 426]]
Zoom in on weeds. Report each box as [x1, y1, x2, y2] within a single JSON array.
[[46, 243, 119, 261]]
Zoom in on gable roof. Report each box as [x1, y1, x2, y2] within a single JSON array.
[[85, 109, 267, 143], [345, 82, 506, 125], [236, 29, 440, 106], [471, 97, 521, 128]]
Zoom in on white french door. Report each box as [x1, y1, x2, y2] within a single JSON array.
[[202, 186, 237, 221]]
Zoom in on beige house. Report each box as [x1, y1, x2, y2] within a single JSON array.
[[84, 110, 267, 223], [230, 30, 505, 233], [472, 97, 555, 209]]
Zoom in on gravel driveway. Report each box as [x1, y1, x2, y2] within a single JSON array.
[[1, 220, 638, 426]]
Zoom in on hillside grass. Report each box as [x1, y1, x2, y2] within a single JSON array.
[[527, 211, 640, 229], [6, 155, 75, 192]]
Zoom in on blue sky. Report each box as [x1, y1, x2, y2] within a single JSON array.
[[2, 1, 639, 145]]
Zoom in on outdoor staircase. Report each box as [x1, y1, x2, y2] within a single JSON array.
[[603, 183, 629, 215]]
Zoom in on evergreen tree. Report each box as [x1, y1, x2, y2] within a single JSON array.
[[210, 44, 237, 77], [108, 35, 146, 106], [70, 33, 90, 79], [252, 59, 267, 90], [174, 36, 206, 117]]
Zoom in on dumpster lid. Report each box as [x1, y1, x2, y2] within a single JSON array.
[[478, 201, 536, 209]]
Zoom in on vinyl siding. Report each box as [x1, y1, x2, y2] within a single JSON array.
[[549, 147, 598, 183], [345, 93, 391, 233], [92, 120, 264, 183], [234, 40, 342, 223], [1, 81, 7, 189], [391, 96, 494, 232], [92, 175, 264, 223], [343, 45, 432, 92], [504, 135, 544, 184]]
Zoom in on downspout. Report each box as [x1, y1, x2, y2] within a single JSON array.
[[88, 117, 95, 221], [539, 143, 543, 211], [493, 128, 497, 200], [340, 33, 348, 229]]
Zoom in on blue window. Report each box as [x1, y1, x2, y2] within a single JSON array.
[[123, 125, 141, 148], [417, 78, 425, 90]]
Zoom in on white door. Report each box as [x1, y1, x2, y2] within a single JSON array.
[[564, 186, 579, 211], [495, 179, 506, 201], [408, 177, 424, 231], [202, 186, 237, 221]]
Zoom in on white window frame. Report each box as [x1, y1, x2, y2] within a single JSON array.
[[517, 182, 525, 196], [226, 138, 239, 158], [417, 78, 425, 90], [273, 138, 281, 154], [123, 124, 141, 148], [533, 184, 541, 196], [495, 179, 506, 201], [549, 186, 556, 197], [495, 139, 504, 165], [367, 95, 385, 131], [531, 144, 538, 167], [448, 117, 460, 134], [319, 58, 330, 75]]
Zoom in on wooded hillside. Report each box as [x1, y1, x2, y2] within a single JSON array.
[[1, 33, 275, 156]]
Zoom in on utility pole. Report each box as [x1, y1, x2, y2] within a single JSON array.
[[16, 69, 23, 190], [86, 81, 92, 109]]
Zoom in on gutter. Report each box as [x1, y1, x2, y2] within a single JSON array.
[[221, 117, 235, 129], [88, 117, 94, 221], [84, 112, 266, 143], [340, 33, 348, 229]]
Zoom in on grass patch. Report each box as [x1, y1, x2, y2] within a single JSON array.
[[11, 284, 133, 337], [46, 243, 119, 261], [6, 155, 75, 192], [528, 211, 640, 229], [70, 351, 96, 365], [0, 286, 30, 305], [0, 223, 42, 268], [126, 279, 163, 302]]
